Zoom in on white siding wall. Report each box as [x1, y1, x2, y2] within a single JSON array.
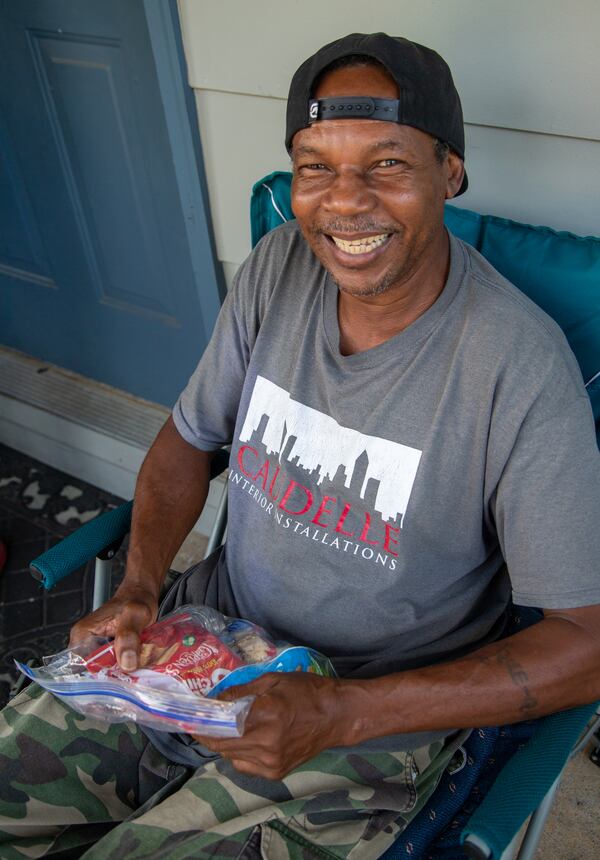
[[178, 0, 600, 285]]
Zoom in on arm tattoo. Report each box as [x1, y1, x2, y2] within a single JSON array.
[[495, 646, 538, 714]]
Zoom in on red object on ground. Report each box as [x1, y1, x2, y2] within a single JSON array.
[[0, 540, 7, 574]]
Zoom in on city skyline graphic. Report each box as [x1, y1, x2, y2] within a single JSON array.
[[239, 375, 423, 523]]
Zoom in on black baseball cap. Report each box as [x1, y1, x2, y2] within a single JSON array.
[[286, 32, 468, 196]]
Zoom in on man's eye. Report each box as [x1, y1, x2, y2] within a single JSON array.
[[300, 163, 326, 171], [378, 159, 401, 167]]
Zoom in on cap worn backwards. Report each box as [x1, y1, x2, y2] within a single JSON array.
[[286, 32, 468, 196]]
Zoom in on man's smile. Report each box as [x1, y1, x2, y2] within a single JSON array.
[[328, 233, 392, 256]]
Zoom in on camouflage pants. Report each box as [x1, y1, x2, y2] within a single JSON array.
[[0, 685, 462, 859]]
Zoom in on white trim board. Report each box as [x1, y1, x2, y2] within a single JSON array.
[[0, 346, 169, 449], [0, 392, 145, 500]]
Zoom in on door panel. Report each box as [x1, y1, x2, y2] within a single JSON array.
[[0, 110, 56, 290], [0, 0, 222, 405], [31, 31, 176, 319]]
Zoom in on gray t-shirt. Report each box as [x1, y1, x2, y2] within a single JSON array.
[[171, 222, 600, 749]]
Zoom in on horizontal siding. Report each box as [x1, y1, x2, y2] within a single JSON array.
[[452, 126, 600, 238], [194, 89, 288, 268], [195, 89, 600, 270], [221, 261, 241, 290], [179, 0, 600, 141], [179, 1, 600, 280]]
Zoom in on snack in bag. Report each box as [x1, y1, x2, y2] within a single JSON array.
[[16, 605, 335, 737]]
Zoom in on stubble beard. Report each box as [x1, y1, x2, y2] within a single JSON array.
[[333, 268, 403, 297], [306, 222, 410, 298], [323, 243, 420, 299], [312, 223, 441, 299]]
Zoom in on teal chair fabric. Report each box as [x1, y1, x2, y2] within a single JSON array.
[[479, 216, 600, 429], [443, 204, 484, 249], [251, 171, 600, 442], [461, 702, 598, 857], [250, 171, 295, 247]]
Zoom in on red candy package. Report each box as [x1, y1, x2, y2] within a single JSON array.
[[84, 612, 248, 696]]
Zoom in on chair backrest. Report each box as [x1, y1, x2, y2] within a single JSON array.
[[251, 171, 600, 445]]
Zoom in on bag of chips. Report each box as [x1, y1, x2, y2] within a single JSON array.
[[16, 605, 335, 737]]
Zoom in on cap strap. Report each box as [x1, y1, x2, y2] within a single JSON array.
[[308, 97, 400, 123]]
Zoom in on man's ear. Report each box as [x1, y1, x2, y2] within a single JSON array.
[[445, 151, 465, 200]]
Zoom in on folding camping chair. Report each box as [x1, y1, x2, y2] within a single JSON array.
[[26, 175, 600, 859]]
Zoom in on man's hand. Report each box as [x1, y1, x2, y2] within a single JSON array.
[[193, 673, 345, 780], [67, 417, 215, 673], [69, 584, 158, 671]]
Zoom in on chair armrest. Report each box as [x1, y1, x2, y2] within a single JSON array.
[[29, 448, 228, 591], [461, 701, 599, 859], [30, 501, 133, 589]]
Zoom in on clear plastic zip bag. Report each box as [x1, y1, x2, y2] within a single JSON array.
[[16, 604, 335, 737]]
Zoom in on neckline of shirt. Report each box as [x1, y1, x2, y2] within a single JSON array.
[[321, 231, 468, 370]]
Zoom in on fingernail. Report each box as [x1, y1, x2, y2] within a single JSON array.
[[120, 650, 137, 671]]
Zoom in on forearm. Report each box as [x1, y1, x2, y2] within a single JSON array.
[[337, 608, 600, 747], [123, 416, 215, 599]]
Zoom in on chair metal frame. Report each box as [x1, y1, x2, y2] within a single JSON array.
[[464, 708, 600, 859], [88, 481, 228, 612]]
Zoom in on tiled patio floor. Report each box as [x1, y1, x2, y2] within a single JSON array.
[[0, 443, 126, 707]]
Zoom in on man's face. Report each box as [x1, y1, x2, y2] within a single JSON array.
[[291, 64, 464, 297]]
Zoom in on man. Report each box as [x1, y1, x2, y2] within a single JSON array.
[[1, 32, 599, 860]]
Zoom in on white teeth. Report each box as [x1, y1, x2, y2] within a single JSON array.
[[331, 233, 390, 254]]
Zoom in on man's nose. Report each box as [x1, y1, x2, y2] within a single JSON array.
[[321, 170, 375, 216]]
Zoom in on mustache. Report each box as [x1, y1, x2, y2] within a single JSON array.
[[314, 219, 397, 235]]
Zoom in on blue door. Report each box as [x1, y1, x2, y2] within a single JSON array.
[[0, 0, 223, 406]]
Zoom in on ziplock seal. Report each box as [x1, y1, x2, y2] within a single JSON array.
[[15, 604, 335, 737], [15, 662, 248, 729]]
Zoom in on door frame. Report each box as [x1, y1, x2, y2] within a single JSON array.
[[142, 0, 225, 344]]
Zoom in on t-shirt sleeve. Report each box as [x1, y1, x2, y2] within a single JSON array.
[[172, 264, 255, 451], [491, 353, 600, 609]]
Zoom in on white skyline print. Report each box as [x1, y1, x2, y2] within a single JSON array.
[[239, 375, 422, 523]]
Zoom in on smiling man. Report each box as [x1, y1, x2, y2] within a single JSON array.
[[2, 32, 600, 860], [291, 55, 464, 352]]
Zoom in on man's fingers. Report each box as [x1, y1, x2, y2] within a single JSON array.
[[230, 758, 282, 779], [68, 621, 90, 648], [191, 736, 280, 777], [192, 734, 239, 753], [114, 602, 155, 671], [192, 734, 281, 766], [114, 630, 142, 671], [69, 607, 117, 647], [216, 673, 281, 702], [214, 686, 249, 703], [191, 735, 261, 759]]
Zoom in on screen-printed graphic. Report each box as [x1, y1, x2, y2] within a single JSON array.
[[239, 375, 422, 523]]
